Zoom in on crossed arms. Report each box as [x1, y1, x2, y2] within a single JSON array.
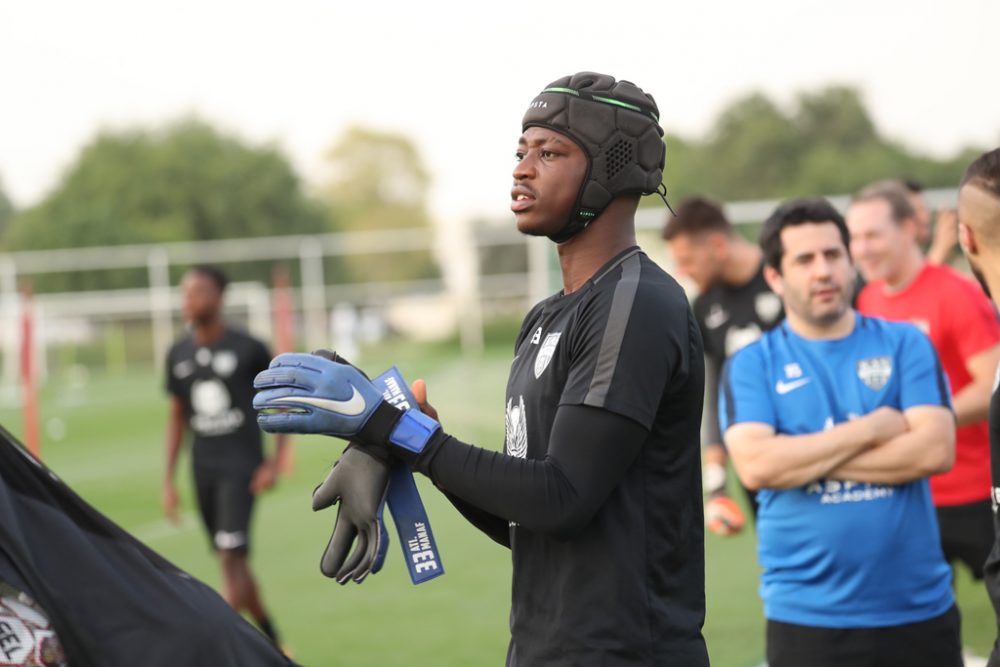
[[724, 405, 955, 490]]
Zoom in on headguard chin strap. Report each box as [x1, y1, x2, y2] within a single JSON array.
[[521, 72, 667, 244]]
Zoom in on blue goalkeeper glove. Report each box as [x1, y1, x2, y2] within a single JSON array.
[[253, 350, 441, 458]]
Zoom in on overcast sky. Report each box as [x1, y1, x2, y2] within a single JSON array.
[[1, 0, 997, 223]]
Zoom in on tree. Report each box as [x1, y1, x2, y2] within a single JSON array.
[[659, 85, 983, 205], [0, 175, 13, 240], [319, 126, 438, 283], [3, 118, 329, 290]]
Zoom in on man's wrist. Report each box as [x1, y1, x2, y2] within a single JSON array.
[[389, 409, 441, 454]]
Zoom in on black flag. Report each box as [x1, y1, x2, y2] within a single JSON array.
[[0, 424, 297, 666]]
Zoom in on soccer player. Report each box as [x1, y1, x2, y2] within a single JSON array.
[[663, 196, 783, 533], [255, 72, 709, 666], [163, 265, 286, 646], [847, 180, 1000, 588], [954, 148, 1000, 667], [721, 197, 961, 667]]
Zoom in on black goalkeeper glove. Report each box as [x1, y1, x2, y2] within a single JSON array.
[[311, 443, 390, 584]]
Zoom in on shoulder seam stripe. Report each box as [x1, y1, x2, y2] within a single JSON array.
[[584, 253, 642, 407], [592, 247, 642, 285]]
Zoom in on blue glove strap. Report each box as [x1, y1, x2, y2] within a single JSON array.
[[386, 463, 444, 583], [371, 367, 445, 585], [388, 409, 440, 454]]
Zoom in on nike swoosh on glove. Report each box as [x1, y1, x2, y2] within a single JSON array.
[[253, 351, 389, 439], [312, 444, 390, 583]]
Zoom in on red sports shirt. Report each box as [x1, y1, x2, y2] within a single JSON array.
[[858, 262, 999, 506]]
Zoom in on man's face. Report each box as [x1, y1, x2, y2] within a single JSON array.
[[958, 183, 1000, 296], [511, 126, 588, 237], [667, 232, 724, 294], [768, 222, 854, 329], [847, 198, 912, 284], [181, 271, 222, 325]]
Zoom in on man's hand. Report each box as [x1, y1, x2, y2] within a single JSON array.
[[250, 460, 278, 495], [253, 352, 389, 440], [312, 445, 390, 584], [411, 379, 440, 422], [928, 208, 959, 265], [162, 481, 180, 525], [864, 406, 909, 445], [255, 351, 442, 461]]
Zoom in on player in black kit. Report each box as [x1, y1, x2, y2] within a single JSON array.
[[163, 265, 286, 646], [255, 72, 708, 666], [663, 196, 783, 532], [955, 148, 1000, 667]]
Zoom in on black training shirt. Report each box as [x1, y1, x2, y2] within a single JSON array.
[[165, 326, 271, 474], [986, 371, 1000, 666], [465, 247, 708, 666], [693, 261, 782, 445]]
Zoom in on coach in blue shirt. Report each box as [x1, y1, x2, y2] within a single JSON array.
[[720, 197, 961, 667]]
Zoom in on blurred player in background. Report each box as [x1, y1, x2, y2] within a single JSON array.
[[722, 198, 960, 667], [902, 178, 959, 265], [163, 265, 286, 645], [955, 148, 1000, 667], [663, 196, 783, 534], [255, 72, 709, 666], [848, 180, 1000, 591]]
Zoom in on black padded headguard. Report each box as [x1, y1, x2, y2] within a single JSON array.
[[522, 72, 666, 243]]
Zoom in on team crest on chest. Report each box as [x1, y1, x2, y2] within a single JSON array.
[[534, 332, 561, 378], [505, 396, 528, 459], [755, 292, 782, 323], [212, 350, 238, 377], [857, 356, 892, 390]]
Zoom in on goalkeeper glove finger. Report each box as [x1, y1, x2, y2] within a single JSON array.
[[312, 445, 390, 583], [705, 495, 746, 537], [254, 351, 442, 461], [254, 352, 387, 439]]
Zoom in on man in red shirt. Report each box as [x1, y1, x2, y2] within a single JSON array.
[[847, 179, 1000, 583]]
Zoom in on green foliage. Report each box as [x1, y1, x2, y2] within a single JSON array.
[[3, 118, 329, 290], [320, 126, 439, 283], [0, 176, 13, 239], [657, 85, 985, 206]]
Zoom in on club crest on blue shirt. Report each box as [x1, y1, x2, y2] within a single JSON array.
[[534, 332, 562, 379], [857, 356, 892, 390]]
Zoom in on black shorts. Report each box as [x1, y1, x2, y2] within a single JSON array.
[[937, 499, 994, 579], [193, 465, 256, 555], [766, 606, 962, 667]]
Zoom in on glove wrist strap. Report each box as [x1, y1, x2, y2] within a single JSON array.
[[388, 409, 441, 454]]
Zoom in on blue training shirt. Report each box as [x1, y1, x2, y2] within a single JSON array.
[[720, 313, 954, 628]]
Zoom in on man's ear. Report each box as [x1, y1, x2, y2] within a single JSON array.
[[958, 222, 978, 258], [763, 264, 783, 297]]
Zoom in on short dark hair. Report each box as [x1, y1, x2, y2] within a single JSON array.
[[760, 197, 850, 272], [901, 178, 924, 194], [661, 196, 732, 240], [189, 264, 229, 293], [852, 179, 916, 224], [962, 148, 1000, 198]]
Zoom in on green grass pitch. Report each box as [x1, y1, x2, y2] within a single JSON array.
[[1, 338, 993, 666]]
